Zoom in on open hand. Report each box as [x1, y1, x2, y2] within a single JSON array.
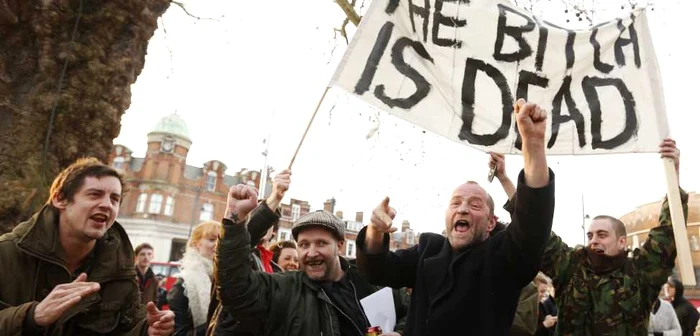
[[33, 273, 100, 327], [146, 302, 175, 335], [543, 315, 558, 328]]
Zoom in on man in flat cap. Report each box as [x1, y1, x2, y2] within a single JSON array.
[[212, 185, 406, 336]]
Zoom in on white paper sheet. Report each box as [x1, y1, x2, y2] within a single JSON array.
[[360, 287, 396, 333]]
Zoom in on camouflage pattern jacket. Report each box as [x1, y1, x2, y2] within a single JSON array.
[[541, 189, 688, 335]]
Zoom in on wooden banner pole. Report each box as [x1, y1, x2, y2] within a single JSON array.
[[288, 86, 331, 170], [663, 158, 695, 286]]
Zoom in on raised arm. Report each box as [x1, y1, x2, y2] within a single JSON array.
[[635, 139, 687, 298], [489, 152, 515, 200], [498, 161, 573, 286], [515, 99, 549, 189], [356, 197, 420, 289], [498, 100, 555, 287], [217, 185, 276, 320], [247, 169, 289, 246]]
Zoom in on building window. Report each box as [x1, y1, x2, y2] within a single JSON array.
[[291, 204, 301, 221], [345, 221, 362, 232], [277, 228, 292, 241], [346, 240, 356, 258], [112, 156, 125, 170], [205, 171, 217, 192], [149, 194, 163, 214], [200, 203, 214, 221], [136, 193, 148, 213], [277, 228, 291, 242], [164, 196, 175, 216]]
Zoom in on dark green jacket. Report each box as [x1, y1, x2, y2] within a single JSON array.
[[215, 213, 407, 336], [541, 190, 688, 335], [510, 282, 539, 336], [0, 206, 148, 335]]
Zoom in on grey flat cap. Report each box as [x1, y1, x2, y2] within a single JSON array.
[[292, 210, 345, 241]]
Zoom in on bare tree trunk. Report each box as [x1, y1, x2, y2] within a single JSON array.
[[0, 0, 171, 234]]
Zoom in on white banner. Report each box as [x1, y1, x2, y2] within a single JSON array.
[[331, 0, 668, 154]]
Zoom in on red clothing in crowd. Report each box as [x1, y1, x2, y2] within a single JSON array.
[[256, 245, 274, 274]]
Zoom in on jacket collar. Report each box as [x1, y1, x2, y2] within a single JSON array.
[[14, 205, 136, 282], [423, 236, 488, 304], [584, 249, 628, 277]]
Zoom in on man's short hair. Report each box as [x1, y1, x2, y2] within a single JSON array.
[[464, 181, 494, 217], [534, 272, 550, 286], [135, 243, 154, 255], [47, 157, 124, 205], [593, 215, 627, 237]]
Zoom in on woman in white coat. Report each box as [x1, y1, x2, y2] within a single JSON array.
[[650, 297, 682, 336]]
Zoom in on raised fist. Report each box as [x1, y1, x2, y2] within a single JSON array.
[[514, 98, 547, 143], [225, 184, 258, 222]]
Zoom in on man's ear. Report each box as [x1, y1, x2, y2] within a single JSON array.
[[51, 194, 68, 210], [337, 239, 345, 251], [486, 215, 497, 232], [618, 235, 628, 250]]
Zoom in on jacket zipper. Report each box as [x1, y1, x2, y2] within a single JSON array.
[[321, 289, 364, 336], [349, 281, 372, 328], [17, 245, 72, 276], [324, 301, 333, 336]]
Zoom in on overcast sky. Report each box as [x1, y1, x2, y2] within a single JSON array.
[[115, 0, 699, 247]]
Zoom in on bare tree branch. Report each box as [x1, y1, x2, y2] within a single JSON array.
[[171, 1, 223, 21], [333, 17, 351, 45], [335, 0, 361, 26]]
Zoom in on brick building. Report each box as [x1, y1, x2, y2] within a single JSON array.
[[109, 113, 419, 262], [108, 113, 272, 262]]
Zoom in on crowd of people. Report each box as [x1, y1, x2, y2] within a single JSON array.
[[0, 99, 697, 336]]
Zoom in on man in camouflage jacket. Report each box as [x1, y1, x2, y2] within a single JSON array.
[[490, 138, 687, 335]]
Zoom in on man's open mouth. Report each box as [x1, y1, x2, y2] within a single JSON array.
[[90, 213, 108, 223], [591, 247, 605, 254], [454, 220, 470, 233], [306, 260, 323, 267]]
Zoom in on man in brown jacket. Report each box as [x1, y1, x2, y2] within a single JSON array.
[[0, 158, 175, 335], [135, 243, 159, 305]]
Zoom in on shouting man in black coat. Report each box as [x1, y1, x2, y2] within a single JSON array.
[[356, 99, 556, 336]]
